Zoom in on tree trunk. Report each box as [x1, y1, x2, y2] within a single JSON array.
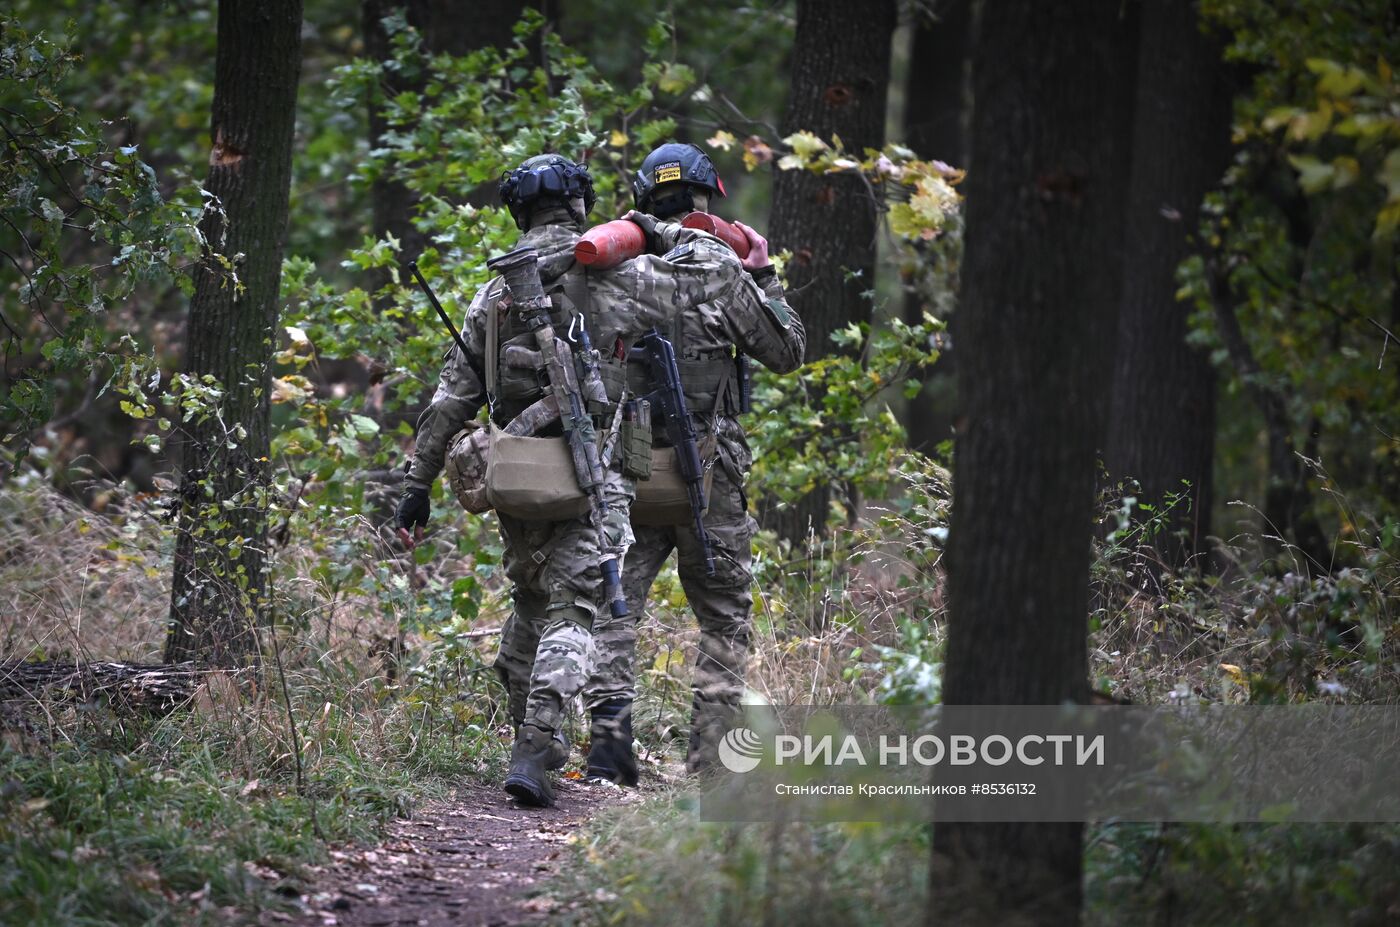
[[166, 0, 304, 667], [1207, 257, 1331, 567], [902, 0, 972, 454], [929, 3, 1137, 925], [362, 0, 531, 269], [766, 0, 895, 539], [1105, 0, 1232, 572]]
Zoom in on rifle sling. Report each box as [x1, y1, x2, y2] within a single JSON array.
[[485, 281, 500, 405]]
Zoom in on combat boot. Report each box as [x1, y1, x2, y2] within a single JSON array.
[[503, 723, 560, 807], [585, 698, 639, 786], [544, 728, 569, 771]]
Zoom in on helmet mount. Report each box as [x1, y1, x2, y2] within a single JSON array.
[[498, 154, 596, 230]]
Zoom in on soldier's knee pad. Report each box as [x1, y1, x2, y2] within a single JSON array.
[[545, 600, 594, 633]]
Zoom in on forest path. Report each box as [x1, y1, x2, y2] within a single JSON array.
[[285, 778, 628, 927]]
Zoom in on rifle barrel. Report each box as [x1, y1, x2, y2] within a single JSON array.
[[406, 262, 470, 357]]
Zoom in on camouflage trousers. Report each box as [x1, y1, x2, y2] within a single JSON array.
[[584, 458, 755, 772], [492, 469, 635, 735]]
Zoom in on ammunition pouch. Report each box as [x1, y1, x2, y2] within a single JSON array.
[[443, 421, 592, 520], [484, 424, 590, 521], [499, 355, 629, 427], [444, 422, 492, 514], [632, 433, 716, 526], [619, 409, 653, 481]]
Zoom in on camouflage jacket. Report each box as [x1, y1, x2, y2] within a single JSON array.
[[406, 213, 772, 491], [631, 252, 806, 479]]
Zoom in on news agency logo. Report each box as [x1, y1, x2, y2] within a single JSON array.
[[716, 727, 1106, 774], [718, 728, 764, 773]]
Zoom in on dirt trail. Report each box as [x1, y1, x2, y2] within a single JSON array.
[[287, 779, 628, 927]]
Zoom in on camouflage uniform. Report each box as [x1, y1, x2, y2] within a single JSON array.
[[405, 206, 765, 739], [584, 260, 805, 771]]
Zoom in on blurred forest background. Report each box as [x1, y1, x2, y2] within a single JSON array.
[[2, 0, 1399, 924]]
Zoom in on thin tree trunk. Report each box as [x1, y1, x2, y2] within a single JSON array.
[[766, 0, 895, 539], [929, 3, 1137, 924], [1105, 0, 1232, 572], [1207, 256, 1330, 566], [902, 0, 971, 455], [167, 0, 304, 667]]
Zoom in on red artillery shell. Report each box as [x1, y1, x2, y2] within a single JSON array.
[[575, 219, 648, 269], [680, 212, 751, 259]]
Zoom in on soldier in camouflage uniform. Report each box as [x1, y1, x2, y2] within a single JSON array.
[[395, 153, 771, 806], [583, 143, 805, 782]]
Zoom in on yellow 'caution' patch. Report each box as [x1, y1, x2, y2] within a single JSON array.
[[655, 162, 682, 184]]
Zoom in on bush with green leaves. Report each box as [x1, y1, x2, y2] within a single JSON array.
[[1181, 0, 1400, 540], [0, 15, 205, 471], [747, 313, 943, 526]]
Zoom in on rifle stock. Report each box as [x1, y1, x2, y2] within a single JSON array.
[[487, 248, 629, 618]]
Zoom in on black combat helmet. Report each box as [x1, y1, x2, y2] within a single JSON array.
[[498, 153, 596, 230], [632, 142, 727, 218]]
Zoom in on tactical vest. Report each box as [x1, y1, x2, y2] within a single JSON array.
[[487, 265, 630, 433], [625, 313, 737, 444]]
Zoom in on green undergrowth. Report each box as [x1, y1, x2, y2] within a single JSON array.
[[557, 796, 1400, 927], [554, 476, 1400, 926], [556, 794, 930, 927], [1, 743, 356, 926], [1, 472, 518, 923], [1084, 822, 1400, 926], [0, 674, 513, 926]]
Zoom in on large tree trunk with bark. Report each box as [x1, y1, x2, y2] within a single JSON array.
[[771, 0, 895, 358], [766, 0, 895, 539], [166, 0, 304, 667], [929, 3, 1137, 925], [902, 0, 972, 454], [1105, 0, 1232, 572]]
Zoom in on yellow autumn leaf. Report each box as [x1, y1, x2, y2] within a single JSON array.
[[742, 135, 774, 171], [653, 649, 686, 673], [888, 203, 925, 240], [271, 375, 312, 404], [1219, 663, 1248, 687], [608, 129, 628, 148], [782, 130, 828, 161], [706, 130, 736, 151]]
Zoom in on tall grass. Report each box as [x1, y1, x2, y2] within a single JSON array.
[[557, 458, 1400, 926], [5, 454, 1398, 924], [0, 477, 513, 924]]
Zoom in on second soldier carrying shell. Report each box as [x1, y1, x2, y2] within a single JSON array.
[[582, 142, 806, 783]]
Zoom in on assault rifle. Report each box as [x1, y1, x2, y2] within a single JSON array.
[[487, 248, 629, 619], [632, 329, 716, 576]]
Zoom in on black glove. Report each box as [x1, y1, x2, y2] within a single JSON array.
[[623, 209, 673, 254], [396, 485, 430, 532]]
